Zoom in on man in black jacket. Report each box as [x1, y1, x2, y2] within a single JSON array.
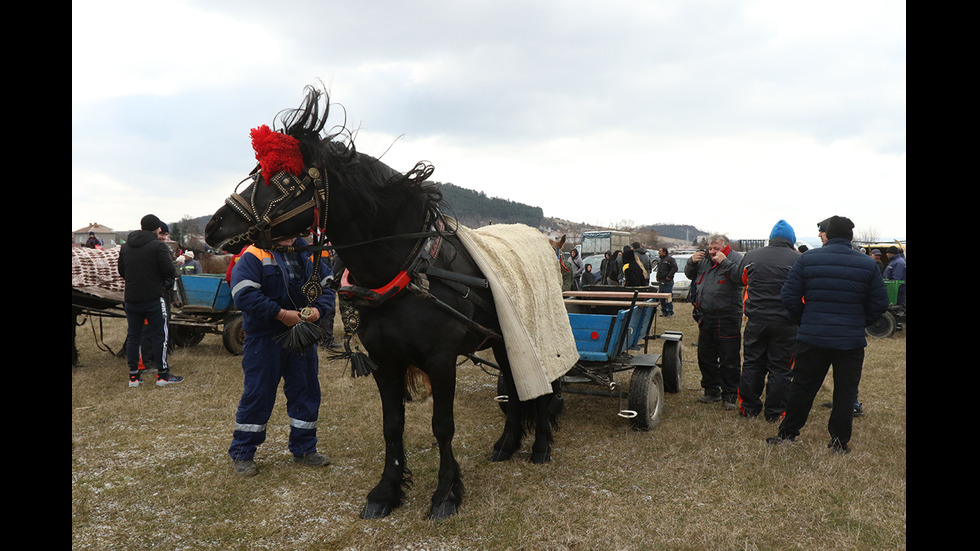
[[118, 214, 184, 387], [737, 220, 799, 422]]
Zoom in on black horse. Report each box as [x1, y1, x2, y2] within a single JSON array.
[[205, 86, 562, 520]]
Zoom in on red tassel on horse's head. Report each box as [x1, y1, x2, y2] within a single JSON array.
[[250, 125, 305, 184]]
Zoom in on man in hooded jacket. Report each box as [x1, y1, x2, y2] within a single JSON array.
[[737, 220, 799, 422], [117, 214, 183, 387]]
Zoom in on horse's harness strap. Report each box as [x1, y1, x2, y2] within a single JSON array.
[[336, 211, 498, 340], [418, 265, 494, 314]]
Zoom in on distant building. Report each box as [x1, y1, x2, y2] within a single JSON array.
[[73, 223, 117, 248]]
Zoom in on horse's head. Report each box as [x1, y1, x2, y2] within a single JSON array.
[[205, 84, 442, 268], [205, 87, 336, 254], [204, 167, 323, 254], [549, 234, 566, 260]]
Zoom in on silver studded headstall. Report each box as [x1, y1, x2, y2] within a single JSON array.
[[223, 166, 328, 253]]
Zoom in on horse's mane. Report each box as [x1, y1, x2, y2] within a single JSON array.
[[276, 86, 446, 225]]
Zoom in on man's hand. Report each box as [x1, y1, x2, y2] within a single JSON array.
[[300, 307, 320, 323], [277, 309, 303, 327]]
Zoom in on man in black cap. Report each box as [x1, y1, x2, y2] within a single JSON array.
[[117, 214, 184, 387], [767, 216, 887, 453]]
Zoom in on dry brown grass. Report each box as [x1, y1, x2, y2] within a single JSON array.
[[72, 302, 905, 550]]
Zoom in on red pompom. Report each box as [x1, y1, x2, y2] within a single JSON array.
[[250, 125, 304, 183]]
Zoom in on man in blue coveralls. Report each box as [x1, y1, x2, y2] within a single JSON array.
[[228, 236, 335, 476]]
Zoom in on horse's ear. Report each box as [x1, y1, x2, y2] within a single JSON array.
[[558, 235, 566, 249]]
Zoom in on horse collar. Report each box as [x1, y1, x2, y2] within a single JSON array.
[[338, 214, 445, 306]]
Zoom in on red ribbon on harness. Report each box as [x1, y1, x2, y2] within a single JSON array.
[[338, 269, 412, 304]]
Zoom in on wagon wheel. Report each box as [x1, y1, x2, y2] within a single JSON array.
[[866, 311, 897, 338], [171, 325, 206, 348], [222, 314, 245, 355], [628, 366, 664, 431], [660, 340, 682, 393]]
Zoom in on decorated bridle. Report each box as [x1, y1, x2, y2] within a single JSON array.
[[221, 125, 331, 306], [221, 125, 329, 255]]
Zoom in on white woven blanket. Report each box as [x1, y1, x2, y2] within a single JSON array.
[[456, 223, 578, 401]]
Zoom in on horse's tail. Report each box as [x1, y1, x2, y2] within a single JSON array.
[[405, 365, 432, 401]]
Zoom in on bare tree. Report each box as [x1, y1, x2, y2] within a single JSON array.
[[171, 215, 203, 249], [855, 226, 880, 243]]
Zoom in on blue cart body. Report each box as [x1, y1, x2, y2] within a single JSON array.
[[558, 289, 683, 431], [568, 303, 657, 362], [169, 274, 244, 355], [179, 274, 234, 311]]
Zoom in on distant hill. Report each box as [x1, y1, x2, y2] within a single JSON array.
[[437, 183, 544, 228], [639, 223, 706, 244]]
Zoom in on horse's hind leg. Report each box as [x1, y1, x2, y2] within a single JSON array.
[[427, 356, 464, 520], [529, 380, 563, 464], [361, 363, 411, 519], [490, 343, 526, 462]]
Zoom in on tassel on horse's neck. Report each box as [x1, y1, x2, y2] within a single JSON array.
[[327, 333, 377, 377], [349, 348, 378, 378], [345, 330, 378, 377]]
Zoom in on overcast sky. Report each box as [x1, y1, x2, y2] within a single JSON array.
[[72, 0, 905, 242]]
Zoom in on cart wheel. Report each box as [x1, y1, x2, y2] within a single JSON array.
[[661, 340, 682, 393], [628, 366, 664, 431], [866, 311, 897, 338], [171, 325, 205, 348], [223, 314, 245, 355]]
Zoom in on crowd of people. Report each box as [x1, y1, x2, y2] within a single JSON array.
[[683, 216, 898, 454], [562, 216, 903, 454], [566, 241, 656, 289]]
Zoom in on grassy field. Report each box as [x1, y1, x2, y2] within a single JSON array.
[[72, 302, 906, 550]]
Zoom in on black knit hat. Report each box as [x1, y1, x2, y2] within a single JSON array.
[[817, 215, 854, 241], [140, 214, 162, 232]]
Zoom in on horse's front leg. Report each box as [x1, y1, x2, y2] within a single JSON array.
[[360, 362, 411, 519], [427, 358, 464, 520]]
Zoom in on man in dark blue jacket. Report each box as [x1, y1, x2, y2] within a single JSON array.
[[738, 220, 800, 422], [767, 216, 888, 453], [228, 236, 336, 476]]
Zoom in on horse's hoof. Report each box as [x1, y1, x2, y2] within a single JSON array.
[[489, 448, 515, 462], [360, 501, 394, 519], [530, 451, 552, 464], [428, 500, 459, 520]]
